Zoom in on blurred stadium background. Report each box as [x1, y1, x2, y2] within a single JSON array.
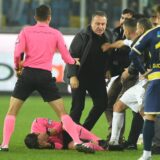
[[0, 0, 159, 33]]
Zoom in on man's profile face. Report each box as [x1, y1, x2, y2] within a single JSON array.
[[150, 14, 158, 27], [91, 15, 107, 36], [156, 12, 160, 25], [120, 13, 132, 25], [123, 25, 130, 39]]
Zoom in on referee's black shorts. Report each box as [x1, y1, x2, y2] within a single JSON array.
[[12, 67, 61, 102]]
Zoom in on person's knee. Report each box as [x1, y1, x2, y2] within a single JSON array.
[[113, 101, 126, 112], [144, 114, 156, 121], [48, 98, 67, 117], [7, 96, 24, 115]]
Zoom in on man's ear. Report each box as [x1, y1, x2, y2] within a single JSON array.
[[47, 15, 51, 22], [142, 27, 145, 34]]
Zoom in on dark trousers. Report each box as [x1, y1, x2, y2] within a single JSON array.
[[70, 78, 108, 131], [127, 112, 144, 145]]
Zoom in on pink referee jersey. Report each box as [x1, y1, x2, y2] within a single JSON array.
[[14, 23, 75, 71], [31, 118, 63, 149]]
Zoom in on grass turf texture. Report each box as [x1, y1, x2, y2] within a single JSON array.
[[0, 95, 159, 160]]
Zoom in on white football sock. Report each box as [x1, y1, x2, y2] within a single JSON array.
[[143, 150, 151, 158], [110, 112, 124, 144]]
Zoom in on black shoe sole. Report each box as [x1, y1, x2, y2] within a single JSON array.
[[76, 144, 95, 154], [108, 144, 124, 151], [125, 146, 137, 150], [0, 148, 9, 152]]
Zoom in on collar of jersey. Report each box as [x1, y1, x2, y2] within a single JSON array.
[[36, 23, 49, 27]]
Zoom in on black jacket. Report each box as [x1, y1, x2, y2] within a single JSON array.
[[109, 26, 131, 77], [64, 26, 113, 84]]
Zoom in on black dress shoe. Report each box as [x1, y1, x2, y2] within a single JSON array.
[[108, 144, 124, 151], [0, 147, 9, 152], [122, 141, 137, 150], [125, 144, 137, 150]]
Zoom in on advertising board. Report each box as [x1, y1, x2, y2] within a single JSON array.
[[0, 34, 74, 92]]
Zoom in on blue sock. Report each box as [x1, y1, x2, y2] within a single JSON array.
[[143, 119, 155, 151]]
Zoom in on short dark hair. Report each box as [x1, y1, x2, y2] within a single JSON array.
[[133, 13, 146, 20], [122, 9, 134, 16], [123, 18, 137, 32], [156, 5, 160, 14], [92, 11, 107, 20], [35, 4, 51, 21], [138, 18, 152, 32], [24, 133, 39, 149]]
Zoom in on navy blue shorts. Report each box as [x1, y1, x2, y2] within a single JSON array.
[[144, 80, 160, 114], [12, 67, 61, 102]]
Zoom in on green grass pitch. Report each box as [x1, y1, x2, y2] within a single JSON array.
[[0, 95, 159, 160]]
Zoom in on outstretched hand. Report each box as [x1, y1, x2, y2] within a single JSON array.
[[139, 69, 152, 80], [70, 76, 79, 89], [101, 43, 111, 52]]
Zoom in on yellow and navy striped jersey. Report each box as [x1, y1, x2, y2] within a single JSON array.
[[130, 26, 160, 74]]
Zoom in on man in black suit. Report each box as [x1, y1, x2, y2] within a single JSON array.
[[64, 11, 112, 130]]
